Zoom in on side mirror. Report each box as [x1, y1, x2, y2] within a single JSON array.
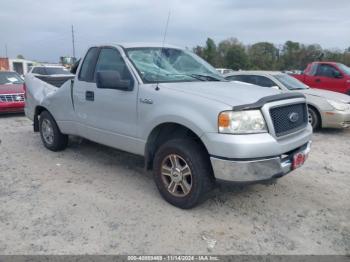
[[271, 85, 280, 90], [333, 71, 343, 79], [96, 71, 133, 91]]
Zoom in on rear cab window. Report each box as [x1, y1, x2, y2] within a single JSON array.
[[32, 67, 47, 75]]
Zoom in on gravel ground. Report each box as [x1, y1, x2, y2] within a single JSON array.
[[0, 114, 349, 255]]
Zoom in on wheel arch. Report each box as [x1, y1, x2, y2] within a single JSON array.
[[33, 105, 50, 132], [144, 122, 209, 170], [307, 103, 322, 128]]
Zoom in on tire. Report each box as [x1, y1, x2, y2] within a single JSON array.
[[153, 139, 214, 209], [308, 106, 320, 130], [39, 110, 68, 151]]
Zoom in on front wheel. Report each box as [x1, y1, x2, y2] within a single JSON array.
[[39, 110, 68, 151], [308, 107, 320, 130], [153, 139, 214, 209]]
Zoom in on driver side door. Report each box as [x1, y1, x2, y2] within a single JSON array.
[[313, 64, 346, 93], [73, 47, 140, 154]]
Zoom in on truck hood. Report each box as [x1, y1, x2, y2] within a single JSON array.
[[160, 81, 282, 106], [298, 88, 350, 103], [0, 84, 24, 94]]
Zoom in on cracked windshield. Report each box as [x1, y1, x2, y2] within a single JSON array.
[[126, 47, 225, 83]]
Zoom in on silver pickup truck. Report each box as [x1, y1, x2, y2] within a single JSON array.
[[25, 43, 312, 208]]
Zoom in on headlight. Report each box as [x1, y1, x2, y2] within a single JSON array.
[[327, 100, 350, 111], [218, 110, 267, 134]]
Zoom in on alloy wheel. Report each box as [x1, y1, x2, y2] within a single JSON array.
[[160, 154, 192, 197], [41, 119, 54, 145]]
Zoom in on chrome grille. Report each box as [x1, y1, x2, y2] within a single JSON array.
[[0, 93, 25, 102], [270, 103, 308, 137]]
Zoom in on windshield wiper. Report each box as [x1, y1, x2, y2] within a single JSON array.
[[165, 73, 206, 81], [190, 74, 222, 81], [165, 73, 222, 82]]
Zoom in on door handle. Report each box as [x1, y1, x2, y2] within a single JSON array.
[[315, 78, 321, 82], [85, 91, 94, 101]]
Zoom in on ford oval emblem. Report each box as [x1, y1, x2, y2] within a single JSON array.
[[289, 112, 299, 123]]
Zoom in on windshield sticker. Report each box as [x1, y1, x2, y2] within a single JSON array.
[[7, 77, 18, 82]]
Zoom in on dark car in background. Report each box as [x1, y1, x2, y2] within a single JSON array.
[[0, 71, 25, 113]]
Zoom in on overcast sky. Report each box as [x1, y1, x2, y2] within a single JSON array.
[[0, 0, 349, 62]]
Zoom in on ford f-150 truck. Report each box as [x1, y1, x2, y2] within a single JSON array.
[[25, 43, 312, 208], [291, 62, 350, 95]]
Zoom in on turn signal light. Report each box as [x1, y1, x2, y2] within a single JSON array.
[[218, 112, 230, 128]]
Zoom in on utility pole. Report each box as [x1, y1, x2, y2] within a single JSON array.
[[71, 25, 76, 59]]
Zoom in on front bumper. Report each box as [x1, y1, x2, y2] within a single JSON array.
[[322, 110, 350, 128], [0, 101, 24, 113], [211, 141, 311, 182]]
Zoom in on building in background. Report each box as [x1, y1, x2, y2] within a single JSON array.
[[60, 56, 77, 68], [0, 58, 10, 71], [0, 57, 38, 76]]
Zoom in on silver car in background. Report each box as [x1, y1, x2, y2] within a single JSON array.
[[225, 71, 350, 129]]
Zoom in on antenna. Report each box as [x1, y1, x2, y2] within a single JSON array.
[[155, 10, 171, 91], [5, 44, 8, 58], [162, 10, 171, 48], [71, 25, 76, 59]]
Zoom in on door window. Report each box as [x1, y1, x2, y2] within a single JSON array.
[[226, 75, 246, 82], [316, 64, 341, 78], [94, 48, 133, 84], [79, 47, 99, 82], [227, 75, 256, 84], [226, 75, 241, 81], [227, 75, 275, 88], [254, 76, 275, 87]]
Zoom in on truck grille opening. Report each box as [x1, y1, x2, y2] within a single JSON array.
[[0, 93, 25, 103], [270, 103, 308, 137]]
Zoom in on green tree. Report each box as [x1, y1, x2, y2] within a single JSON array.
[[16, 54, 25, 59], [192, 37, 350, 70], [299, 44, 323, 69], [224, 46, 248, 70], [193, 45, 204, 58], [323, 49, 343, 62], [217, 38, 248, 70], [202, 38, 218, 66], [248, 42, 278, 70], [342, 52, 350, 66], [279, 41, 301, 70]]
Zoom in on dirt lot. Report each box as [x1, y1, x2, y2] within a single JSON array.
[[0, 114, 349, 255]]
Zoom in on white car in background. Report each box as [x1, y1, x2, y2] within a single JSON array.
[[225, 71, 350, 130], [216, 68, 234, 75]]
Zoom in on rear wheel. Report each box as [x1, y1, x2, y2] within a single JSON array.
[[308, 106, 320, 130], [39, 110, 68, 151], [153, 139, 214, 209]]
